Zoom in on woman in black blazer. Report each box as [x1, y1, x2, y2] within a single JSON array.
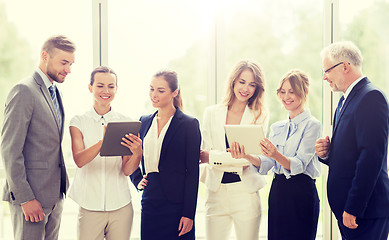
[[130, 70, 201, 240]]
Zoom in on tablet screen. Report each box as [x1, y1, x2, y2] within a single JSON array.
[[224, 125, 265, 155], [100, 121, 141, 157]]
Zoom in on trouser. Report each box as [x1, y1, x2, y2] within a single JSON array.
[[141, 172, 195, 240], [338, 216, 389, 240], [77, 202, 133, 240], [205, 181, 261, 240], [9, 199, 64, 240]]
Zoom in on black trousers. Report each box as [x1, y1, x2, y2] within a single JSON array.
[[268, 173, 320, 240]]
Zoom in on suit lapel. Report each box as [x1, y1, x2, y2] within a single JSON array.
[[333, 77, 369, 135], [159, 108, 184, 163], [33, 72, 62, 135]]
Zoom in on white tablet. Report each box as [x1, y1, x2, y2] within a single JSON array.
[[224, 125, 265, 155], [100, 121, 142, 157]]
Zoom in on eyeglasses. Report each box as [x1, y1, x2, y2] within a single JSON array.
[[324, 62, 344, 74]]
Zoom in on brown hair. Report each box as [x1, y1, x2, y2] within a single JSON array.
[[223, 60, 266, 124], [90, 66, 117, 85], [154, 70, 183, 110], [41, 35, 76, 55]]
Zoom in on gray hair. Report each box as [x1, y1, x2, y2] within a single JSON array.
[[321, 41, 363, 68]]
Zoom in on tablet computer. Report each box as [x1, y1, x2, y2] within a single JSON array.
[[100, 121, 142, 157], [224, 125, 265, 155]]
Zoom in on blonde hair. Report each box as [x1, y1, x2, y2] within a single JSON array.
[[223, 60, 266, 124], [277, 69, 310, 105]]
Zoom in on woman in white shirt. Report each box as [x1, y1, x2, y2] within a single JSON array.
[[230, 69, 321, 240], [69, 66, 142, 240], [200, 60, 268, 240]]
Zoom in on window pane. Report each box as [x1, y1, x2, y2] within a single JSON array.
[[339, 0, 389, 94], [107, 0, 209, 121]]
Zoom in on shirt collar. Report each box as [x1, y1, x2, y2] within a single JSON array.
[[36, 68, 55, 89], [343, 75, 365, 100], [289, 109, 311, 125], [86, 107, 116, 123]]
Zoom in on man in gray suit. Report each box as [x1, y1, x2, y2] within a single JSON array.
[[1, 35, 75, 240]]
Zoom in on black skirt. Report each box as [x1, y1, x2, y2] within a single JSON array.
[[268, 173, 320, 240], [141, 172, 195, 240]]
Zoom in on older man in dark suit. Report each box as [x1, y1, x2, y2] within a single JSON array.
[[316, 41, 389, 239], [1, 35, 75, 240]]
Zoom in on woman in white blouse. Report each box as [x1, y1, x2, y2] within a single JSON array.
[[230, 69, 321, 240], [69, 66, 142, 240], [200, 60, 268, 240]]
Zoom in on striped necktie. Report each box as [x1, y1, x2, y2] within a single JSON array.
[[48, 85, 62, 128]]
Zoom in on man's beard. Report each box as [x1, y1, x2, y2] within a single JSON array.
[[47, 69, 63, 83]]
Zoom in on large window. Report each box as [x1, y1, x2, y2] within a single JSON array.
[[107, 0, 210, 120], [1, 0, 388, 239]]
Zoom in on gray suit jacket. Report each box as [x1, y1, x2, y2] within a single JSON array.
[[1, 71, 69, 207]]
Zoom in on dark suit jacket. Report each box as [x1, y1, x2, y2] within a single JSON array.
[[130, 108, 201, 220], [1, 71, 68, 207], [320, 77, 389, 220]]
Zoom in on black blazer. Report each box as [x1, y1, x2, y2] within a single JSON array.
[[320, 77, 389, 220], [130, 108, 201, 220]]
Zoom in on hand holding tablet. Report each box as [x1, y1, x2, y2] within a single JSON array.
[[100, 121, 142, 156]]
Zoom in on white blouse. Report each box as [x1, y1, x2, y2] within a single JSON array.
[[68, 108, 132, 211], [143, 115, 173, 174]]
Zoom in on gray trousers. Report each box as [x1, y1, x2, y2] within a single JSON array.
[[9, 199, 64, 240]]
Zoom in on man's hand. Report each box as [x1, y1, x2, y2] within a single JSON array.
[[315, 136, 330, 158], [343, 211, 358, 229], [21, 199, 45, 222]]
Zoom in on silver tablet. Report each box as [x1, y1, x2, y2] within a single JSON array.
[[224, 125, 265, 155], [100, 121, 142, 157]]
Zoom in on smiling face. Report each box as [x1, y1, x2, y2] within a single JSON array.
[[149, 76, 178, 109], [278, 79, 304, 117], [232, 69, 257, 104], [42, 48, 75, 83], [322, 55, 348, 93], [89, 72, 117, 107]]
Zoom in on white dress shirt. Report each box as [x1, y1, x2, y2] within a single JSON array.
[[68, 108, 132, 211], [143, 115, 173, 174], [200, 104, 268, 193]]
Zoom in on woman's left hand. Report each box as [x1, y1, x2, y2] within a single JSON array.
[[228, 142, 247, 159], [260, 138, 278, 158], [121, 134, 142, 157], [178, 216, 193, 236]]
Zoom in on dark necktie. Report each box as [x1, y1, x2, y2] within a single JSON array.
[[334, 96, 344, 126], [49, 86, 67, 195], [48, 85, 62, 128]]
